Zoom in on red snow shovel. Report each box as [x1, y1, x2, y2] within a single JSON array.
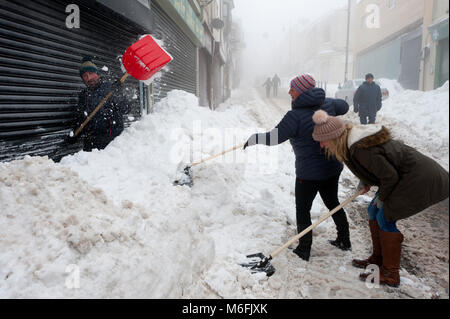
[[240, 189, 365, 277], [72, 35, 173, 138]]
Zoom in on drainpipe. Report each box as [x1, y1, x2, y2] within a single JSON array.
[[344, 0, 351, 83]]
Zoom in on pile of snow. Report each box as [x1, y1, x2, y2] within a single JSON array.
[[0, 156, 214, 298], [377, 78, 404, 97], [1, 85, 447, 299], [57, 90, 297, 298], [378, 81, 449, 169]]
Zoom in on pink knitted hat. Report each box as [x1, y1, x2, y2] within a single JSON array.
[[291, 74, 316, 95], [312, 110, 346, 142]]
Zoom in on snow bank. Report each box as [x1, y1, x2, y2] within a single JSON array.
[[377, 78, 404, 97], [0, 155, 214, 298], [378, 81, 449, 169], [57, 90, 296, 298], [1, 85, 447, 299]]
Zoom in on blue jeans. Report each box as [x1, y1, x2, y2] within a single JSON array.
[[368, 194, 399, 233]]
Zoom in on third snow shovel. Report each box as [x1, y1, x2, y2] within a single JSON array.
[[240, 189, 365, 277], [72, 35, 173, 138], [173, 143, 246, 187]]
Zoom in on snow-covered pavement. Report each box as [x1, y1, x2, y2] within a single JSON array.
[[0, 84, 448, 298]]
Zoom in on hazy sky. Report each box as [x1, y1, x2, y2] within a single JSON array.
[[233, 0, 348, 84]]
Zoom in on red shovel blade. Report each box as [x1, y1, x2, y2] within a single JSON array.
[[122, 35, 173, 81]]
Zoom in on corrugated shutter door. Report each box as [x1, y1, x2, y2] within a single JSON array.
[[150, 1, 197, 102], [0, 0, 145, 162]]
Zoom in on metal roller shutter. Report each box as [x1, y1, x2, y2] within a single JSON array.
[[0, 0, 147, 162], [150, 1, 197, 102]]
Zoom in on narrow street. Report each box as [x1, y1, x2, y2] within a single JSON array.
[[0, 0, 448, 303], [194, 88, 450, 299]]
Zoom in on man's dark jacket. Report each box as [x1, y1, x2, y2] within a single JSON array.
[[252, 88, 349, 180], [353, 82, 382, 118], [75, 80, 130, 151]]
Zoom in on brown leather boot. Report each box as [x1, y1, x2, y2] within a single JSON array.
[[378, 230, 404, 287], [352, 220, 382, 269]]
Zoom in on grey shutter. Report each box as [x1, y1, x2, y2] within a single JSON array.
[[0, 0, 146, 162], [150, 1, 197, 102]]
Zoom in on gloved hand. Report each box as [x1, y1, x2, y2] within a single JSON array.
[[243, 134, 257, 150], [354, 105, 359, 113], [373, 197, 384, 209], [357, 180, 371, 194], [65, 132, 80, 144]]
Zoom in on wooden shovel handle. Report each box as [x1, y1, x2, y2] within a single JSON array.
[[190, 143, 246, 167], [269, 189, 365, 259], [73, 73, 130, 138]]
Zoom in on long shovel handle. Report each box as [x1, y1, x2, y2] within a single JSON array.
[[269, 189, 365, 259], [190, 143, 246, 167], [73, 73, 130, 138]]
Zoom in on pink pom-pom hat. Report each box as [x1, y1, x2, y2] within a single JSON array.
[[312, 110, 346, 142]]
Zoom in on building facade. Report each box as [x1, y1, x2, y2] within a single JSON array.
[[352, 0, 425, 90], [0, 0, 152, 162], [0, 0, 236, 162], [420, 0, 449, 91], [288, 8, 353, 87]]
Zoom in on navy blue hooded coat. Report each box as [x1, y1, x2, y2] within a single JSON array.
[[252, 88, 349, 180]]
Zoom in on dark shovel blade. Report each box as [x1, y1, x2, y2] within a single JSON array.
[[173, 165, 193, 187], [240, 253, 276, 277]]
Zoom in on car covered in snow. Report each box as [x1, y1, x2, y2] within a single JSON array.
[[335, 79, 389, 105]]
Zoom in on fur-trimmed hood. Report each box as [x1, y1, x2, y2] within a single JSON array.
[[348, 125, 391, 149]]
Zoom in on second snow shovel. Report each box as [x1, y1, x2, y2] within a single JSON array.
[[240, 189, 365, 277], [71, 35, 173, 138], [173, 143, 246, 187]]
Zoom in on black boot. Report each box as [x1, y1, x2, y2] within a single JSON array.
[[293, 223, 312, 261], [329, 237, 352, 251], [293, 245, 310, 261], [330, 210, 351, 251]]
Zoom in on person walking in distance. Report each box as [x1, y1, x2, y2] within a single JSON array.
[[263, 77, 273, 98], [272, 74, 281, 97]]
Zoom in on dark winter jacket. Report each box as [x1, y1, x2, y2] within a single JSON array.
[[252, 88, 349, 180], [272, 75, 281, 88], [75, 79, 130, 151], [353, 82, 382, 118], [344, 125, 449, 222], [263, 79, 272, 89]]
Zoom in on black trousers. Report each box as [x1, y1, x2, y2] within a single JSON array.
[[359, 114, 376, 124], [295, 174, 349, 250], [83, 135, 111, 152]]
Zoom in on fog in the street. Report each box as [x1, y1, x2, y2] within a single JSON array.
[[234, 0, 348, 85]]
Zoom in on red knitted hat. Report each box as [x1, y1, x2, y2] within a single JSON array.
[[291, 74, 316, 95]]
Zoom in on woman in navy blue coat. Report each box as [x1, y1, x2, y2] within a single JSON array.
[[244, 74, 350, 261]]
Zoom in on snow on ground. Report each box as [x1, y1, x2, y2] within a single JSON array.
[[0, 84, 448, 299], [379, 81, 449, 170], [345, 81, 449, 170], [0, 156, 214, 298], [377, 78, 405, 97]]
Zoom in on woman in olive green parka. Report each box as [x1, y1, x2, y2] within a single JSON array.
[[311, 110, 449, 287]]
